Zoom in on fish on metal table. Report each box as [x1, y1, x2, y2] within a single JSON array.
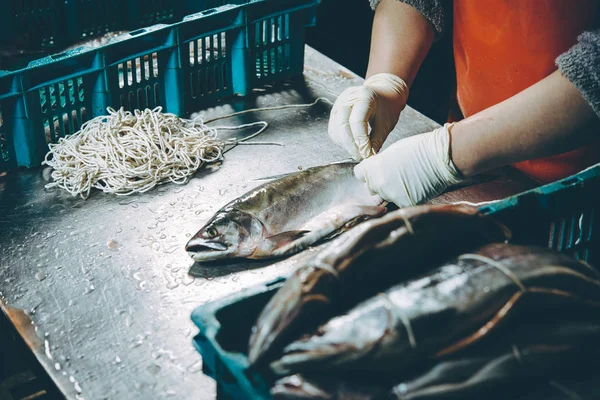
[[269, 243, 600, 375], [185, 162, 387, 262], [248, 204, 511, 366]]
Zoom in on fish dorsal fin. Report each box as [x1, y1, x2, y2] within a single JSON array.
[[252, 160, 358, 181], [252, 171, 298, 182]]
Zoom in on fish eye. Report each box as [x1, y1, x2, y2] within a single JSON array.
[[205, 227, 218, 238]]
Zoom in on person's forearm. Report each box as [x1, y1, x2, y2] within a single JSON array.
[[366, 0, 435, 86], [450, 69, 600, 177]]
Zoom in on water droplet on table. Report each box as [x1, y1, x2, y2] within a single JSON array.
[[147, 364, 161, 375], [163, 269, 179, 290], [35, 270, 47, 282], [107, 240, 122, 251], [163, 245, 178, 254], [132, 272, 145, 291], [187, 360, 203, 373], [181, 275, 195, 286], [45, 340, 53, 360]]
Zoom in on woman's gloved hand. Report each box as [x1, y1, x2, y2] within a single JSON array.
[[328, 73, 409, 160], [354, 123, 464, 207]]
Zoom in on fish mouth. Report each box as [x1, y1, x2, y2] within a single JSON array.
[[185, 238, 229, 253]]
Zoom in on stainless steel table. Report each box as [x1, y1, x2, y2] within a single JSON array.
[[0, 46, 538, 400]]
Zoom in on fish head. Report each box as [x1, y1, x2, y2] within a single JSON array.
[[186, 210, 264, 261]]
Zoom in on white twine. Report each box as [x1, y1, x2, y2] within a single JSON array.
[[42, 98, 335, 200], [43, 106, 226, 199]]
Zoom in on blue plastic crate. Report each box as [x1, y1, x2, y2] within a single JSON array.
[[0, 0, 320, 171], [247, 1, 310, 85], [480, 164, 600, 263], [0, 1, 243, 55], [192, 277, 285, 400], [191, 163, 600, 400]]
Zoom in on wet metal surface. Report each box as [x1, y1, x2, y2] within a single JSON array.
[[0, 47, 537, 400]]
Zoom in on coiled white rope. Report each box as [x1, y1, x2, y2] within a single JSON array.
[[43, 106, 226, 199], [43, 98, 334, 200]]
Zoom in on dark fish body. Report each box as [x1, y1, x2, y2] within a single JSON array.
[[248, 204, 511, 366], [271, 243, 600, 375], [390, 345, 600, 400], [272, 327, 600, 400], [388, 313, 600, 400], [272, 374, 386, 400], [186, 162, 386, 262]]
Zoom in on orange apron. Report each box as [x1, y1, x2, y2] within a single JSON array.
[[452, 0, 600, 184]]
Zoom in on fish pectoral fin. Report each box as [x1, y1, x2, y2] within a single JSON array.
[[268, 205, 387, 258], [266, 230, 310, 244], [320, 209, 385, 241], [254, 231, 311, 256]]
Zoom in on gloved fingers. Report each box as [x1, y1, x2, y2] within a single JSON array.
[[354, 157, 385, 197], [354, 140, 417, 208], [348, 98, 376, 159], [328, 100, 362, 160], [369, 115, 393, 154], [370, 92, 404, 154], [353, 159, 368, 183]]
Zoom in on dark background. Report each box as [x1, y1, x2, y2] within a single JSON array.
[[305, 0, 456, 125]]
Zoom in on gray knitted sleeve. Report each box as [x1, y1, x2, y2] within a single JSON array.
[[368, 0, 446, 39], [556, 30, 600, 118]]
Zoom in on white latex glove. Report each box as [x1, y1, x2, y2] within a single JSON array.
[[328, 73, 409, 160], [354, 123, 464, 207]]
